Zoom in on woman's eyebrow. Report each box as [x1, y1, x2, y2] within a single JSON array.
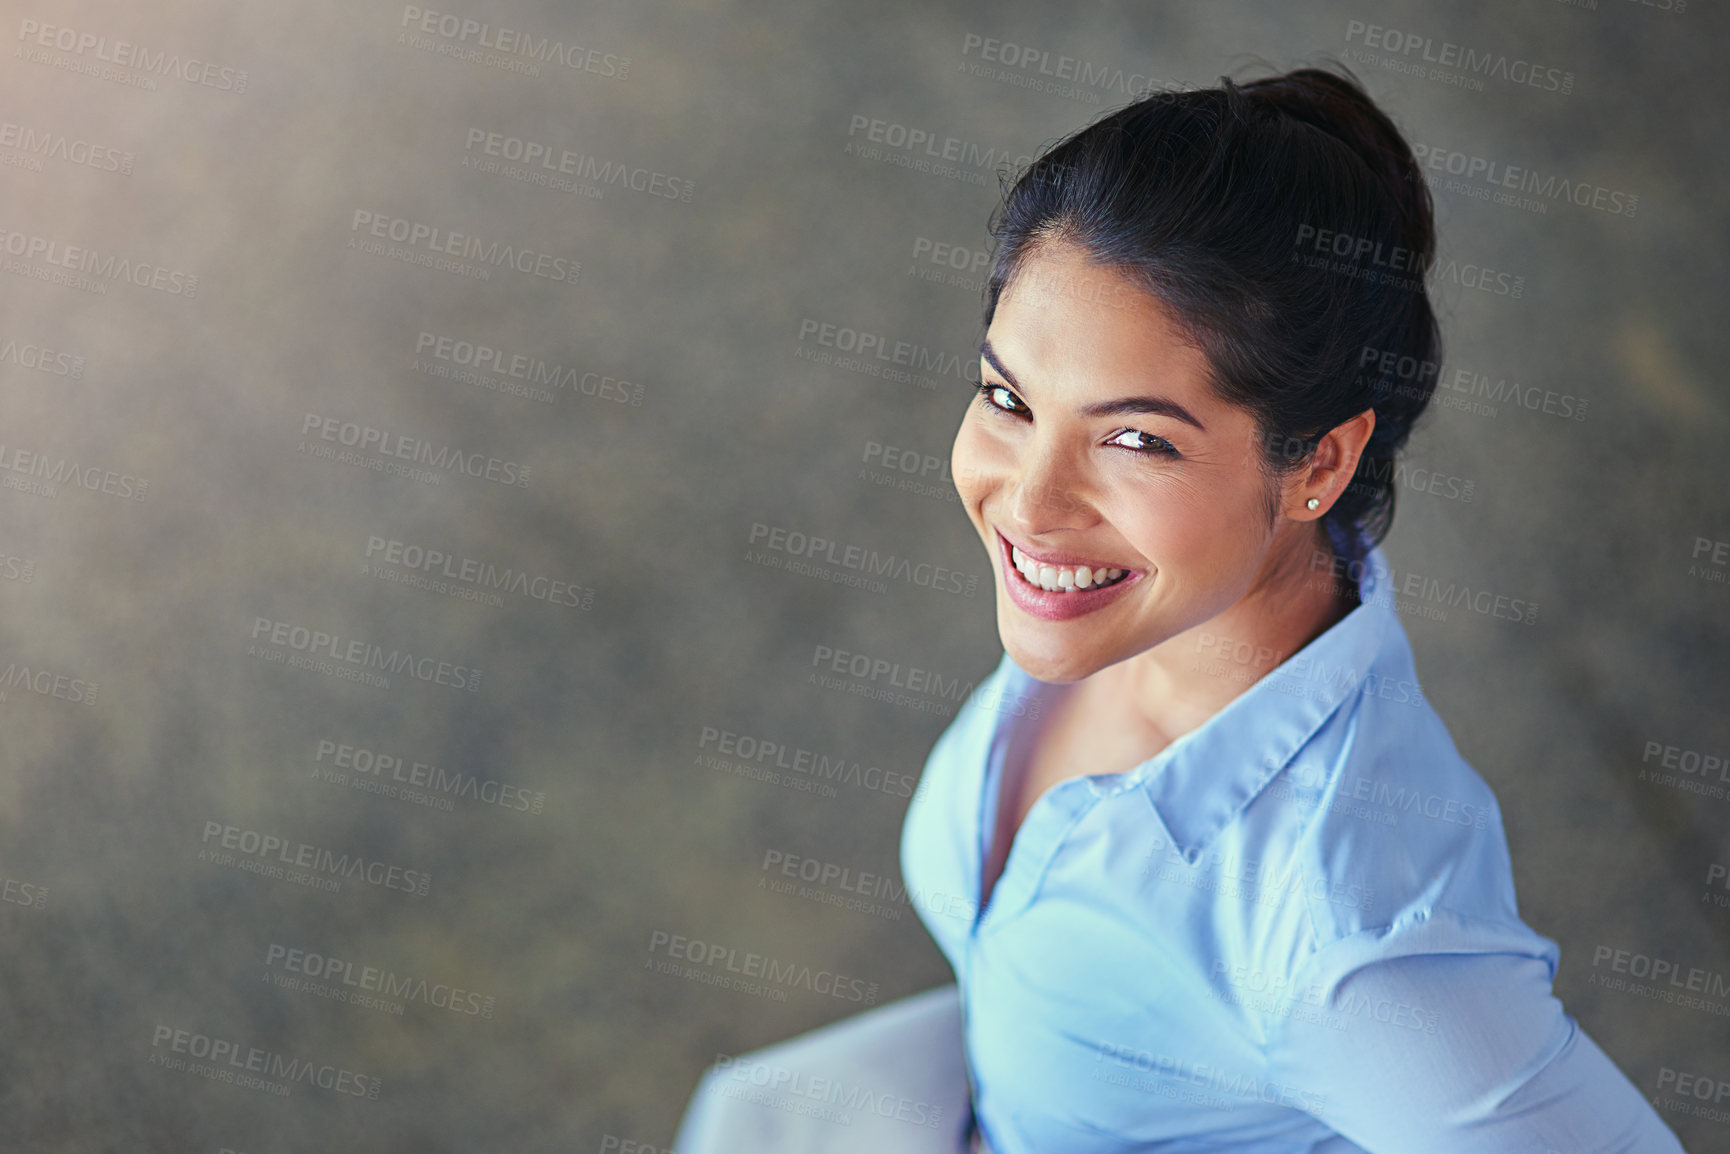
[[1079, 395, 1207, 431], [979, 340, 1021, 391], [979, 339, 1208, 432]]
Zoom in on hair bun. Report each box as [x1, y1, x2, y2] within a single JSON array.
[[1237, 67, 1435, 265]]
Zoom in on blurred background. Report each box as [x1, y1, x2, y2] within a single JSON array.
[[1, 0, 1726, 1149]]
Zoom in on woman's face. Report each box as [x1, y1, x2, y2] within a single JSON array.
[[952, 242, 1316, 684]]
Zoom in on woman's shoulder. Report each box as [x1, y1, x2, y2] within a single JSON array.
[[1270, 674, 1531, 955], [925, 651, 1048, 752]]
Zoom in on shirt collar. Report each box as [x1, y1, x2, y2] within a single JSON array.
[[1002, 545, 1398, 866]]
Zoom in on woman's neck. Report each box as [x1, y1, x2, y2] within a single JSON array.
[[1104, 525, 1361, 743]]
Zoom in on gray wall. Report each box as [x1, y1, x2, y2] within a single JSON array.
[[1, 0, 1726, 1149]]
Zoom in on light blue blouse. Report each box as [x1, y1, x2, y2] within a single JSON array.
[[900, 547, 1685, 1153]]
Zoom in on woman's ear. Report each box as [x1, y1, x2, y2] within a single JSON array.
[[1288, 409, 1375, 520]]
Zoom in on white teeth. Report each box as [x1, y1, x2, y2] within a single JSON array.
[[1009, 545, 1129, 594]]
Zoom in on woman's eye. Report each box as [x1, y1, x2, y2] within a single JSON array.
[[1107, 428, 1179, 456], [977, 382, 1028, 416]]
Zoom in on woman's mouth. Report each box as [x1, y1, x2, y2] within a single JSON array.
[[995, 532, 1143, 622], [1008, 545, 1130, 593]]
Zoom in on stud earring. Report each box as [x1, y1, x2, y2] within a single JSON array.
[[1305, 497, 1320, 510]]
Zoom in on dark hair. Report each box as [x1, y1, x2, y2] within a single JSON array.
[[984, 65, 1440, 556]]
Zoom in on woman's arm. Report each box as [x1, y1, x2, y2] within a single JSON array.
[[1268, 946, 1686, 1153]]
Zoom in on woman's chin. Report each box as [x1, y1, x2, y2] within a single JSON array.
[[999, 631, 1111, 686]]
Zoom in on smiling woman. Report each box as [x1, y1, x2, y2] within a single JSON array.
[[958, 254, 1371, 691], [675, 66, 1686, 1154]]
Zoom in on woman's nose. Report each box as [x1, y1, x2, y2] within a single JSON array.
[[1004, 445, 1090, 536]]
